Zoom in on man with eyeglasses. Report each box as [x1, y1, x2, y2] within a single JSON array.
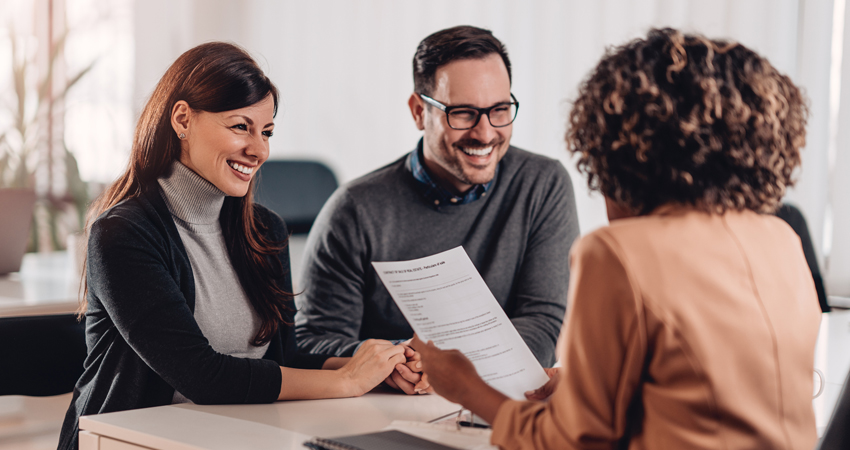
[[296, 25, 579, 394]]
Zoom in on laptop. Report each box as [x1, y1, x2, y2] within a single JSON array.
[[0, 189, 37, 274]]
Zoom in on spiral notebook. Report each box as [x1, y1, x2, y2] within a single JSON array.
[[303, 430, 461, 450]]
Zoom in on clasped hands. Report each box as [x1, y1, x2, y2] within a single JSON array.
[[355, 336, 561, 401], [356, 338, 433, 395]]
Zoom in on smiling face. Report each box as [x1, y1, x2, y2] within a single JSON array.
[[172, 95, 275, 197], [409, 53, 513, 194]]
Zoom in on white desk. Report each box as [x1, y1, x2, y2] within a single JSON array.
[[814, 308, 850, 431], [75, 310, 850, 450], [78, 391, 490, 450], [0, 251, 81, 318]]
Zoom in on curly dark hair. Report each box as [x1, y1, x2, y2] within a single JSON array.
[[567, 28, 808, 214]]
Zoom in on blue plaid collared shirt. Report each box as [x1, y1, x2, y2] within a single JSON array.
[[407, 140, 495, 206]]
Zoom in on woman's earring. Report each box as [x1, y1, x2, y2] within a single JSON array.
[[178, 133, 186, 139]]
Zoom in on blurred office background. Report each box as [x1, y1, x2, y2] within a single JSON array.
[[2, 0, 850, 285], [2, 1, 850, 448]]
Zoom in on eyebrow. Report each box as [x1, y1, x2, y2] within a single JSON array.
[[227, 114, 274, 128], [449, 98, 513, 108]]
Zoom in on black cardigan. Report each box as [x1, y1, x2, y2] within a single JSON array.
[[58, 188, 328, 450]]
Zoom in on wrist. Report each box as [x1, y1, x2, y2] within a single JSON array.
[[334, 366, 361, 397], [457, 376, 487, 405], [461, 380, 508, 424]]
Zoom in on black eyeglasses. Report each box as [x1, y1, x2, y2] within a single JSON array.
[[419, 93, 519, 130]]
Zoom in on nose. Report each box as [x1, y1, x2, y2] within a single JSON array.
[[468, 112, 498, 143], [244, 131, 269, 162]]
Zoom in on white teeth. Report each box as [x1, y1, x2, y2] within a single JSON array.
[[228, 161, 253, 175], [461, 146, 493, 157]]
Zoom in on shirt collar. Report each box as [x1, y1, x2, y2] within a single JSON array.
[[406, 139, 496, 206]]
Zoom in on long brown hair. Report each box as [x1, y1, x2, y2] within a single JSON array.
[[81, 42, 291, 346]]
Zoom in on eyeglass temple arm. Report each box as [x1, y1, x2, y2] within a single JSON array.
[[418, 94, 447, 112]]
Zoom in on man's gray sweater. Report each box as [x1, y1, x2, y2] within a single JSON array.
[[295, 145, 579, 366]]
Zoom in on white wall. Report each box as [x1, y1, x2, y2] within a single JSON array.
[[133, 0, 843, 286]]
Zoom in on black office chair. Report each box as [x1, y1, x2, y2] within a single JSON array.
[[254, 160, 339, 235], [817, 368, 850, 449], [0, 314, 87, 396], [774, 204, 830, 312]]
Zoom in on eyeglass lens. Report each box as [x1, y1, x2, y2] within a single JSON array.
[[447, 103, 518, 129]]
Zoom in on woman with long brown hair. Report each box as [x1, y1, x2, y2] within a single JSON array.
[[413, 28, 820, 449], [58, 42, 407, 450]]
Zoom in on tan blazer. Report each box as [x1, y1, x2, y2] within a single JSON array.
[[491, 208, 820, 450]]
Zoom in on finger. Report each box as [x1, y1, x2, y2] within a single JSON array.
[[379, 344, 407, 360], [391, 370, 416, 395], [524, 380, 556, 400], [388, 351, 408, 367], [384, 375, 400, 391], [403, 358, 423, 373], [524, 385, 550, 400], [413, 373, 430, 392], [401, 345, 416, 359], [395, 363, 422, 384], [411, 334, 428, 354]]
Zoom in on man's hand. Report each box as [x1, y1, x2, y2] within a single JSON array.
[[383, 341, 433, 395], [524, 367, 559, 400]]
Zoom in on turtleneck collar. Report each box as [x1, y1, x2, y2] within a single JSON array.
[[157, 161, 226, 231]]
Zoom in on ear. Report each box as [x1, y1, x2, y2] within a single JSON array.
[[408, 93, 425, 131], [171, 100, 192, 137]]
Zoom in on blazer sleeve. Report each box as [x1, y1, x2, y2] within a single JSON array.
[[508, 162, 580, 367], [87, 213, 282, 405], [490, 232, 646, 450]]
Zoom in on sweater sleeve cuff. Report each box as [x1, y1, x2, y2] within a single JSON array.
[[244, 358, 282, 403]]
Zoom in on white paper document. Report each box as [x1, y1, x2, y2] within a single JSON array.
[[372, 246, 549, 400]]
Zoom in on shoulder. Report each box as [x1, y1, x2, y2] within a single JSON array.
[[318, 155, 409, 217], [341, 154, 409, 198], [90, 195, 161, 243], [502, 146, 571, 182], [572, 227, 623, 263], [86, 195, 177, 269]]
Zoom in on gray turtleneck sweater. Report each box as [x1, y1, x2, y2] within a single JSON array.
[[157, 162, 268, 403]]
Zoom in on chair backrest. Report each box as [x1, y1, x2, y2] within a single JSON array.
[[817, 368, 850, 449], [253, 160, 339, 234], [0, 314, 87, 396], [774, 203, 830, 312]]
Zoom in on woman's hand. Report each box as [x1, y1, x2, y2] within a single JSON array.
[[410, 335, 483, 405], [338, 339, 407, 396], [411, 335, 508, 424], [383, 341, 433, 395], [524, 367, 560, 400]]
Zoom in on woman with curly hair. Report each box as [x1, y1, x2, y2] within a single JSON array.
[[413, 28, 820, 449]]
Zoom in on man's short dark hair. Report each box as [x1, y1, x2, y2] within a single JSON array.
[[413, 25, 512, 96]]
